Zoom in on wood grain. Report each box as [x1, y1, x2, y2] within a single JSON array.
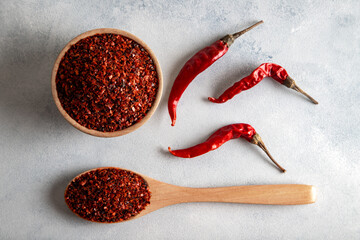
[[132, 173, 317, 220]]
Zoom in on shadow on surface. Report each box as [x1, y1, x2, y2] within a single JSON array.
[[48, 168, 91, 224], [0, 27, 70, 137], [158, 145, 170, 156]]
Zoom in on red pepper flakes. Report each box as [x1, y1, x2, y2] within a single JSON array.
[[56, 33, 159, 132], [65, 168, 151, 223]]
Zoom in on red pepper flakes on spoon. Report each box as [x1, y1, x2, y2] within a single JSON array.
[[65, 168, 151, 223]]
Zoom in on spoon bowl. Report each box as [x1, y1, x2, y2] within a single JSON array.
[[65, 167, 317, 223]]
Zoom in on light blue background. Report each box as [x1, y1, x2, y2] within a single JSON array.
[[0, 0, 359, 239]]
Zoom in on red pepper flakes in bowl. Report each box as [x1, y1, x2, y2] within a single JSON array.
[[65, 168, 151, 223], [52, 29, 162, 137]]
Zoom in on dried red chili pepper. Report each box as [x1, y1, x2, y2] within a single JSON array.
[[208, 63, 318, 104], [168, 123, 285, 172], [56, 33, 159, 132], [168, 21, 264, 126], [65, 168, 151, 223]]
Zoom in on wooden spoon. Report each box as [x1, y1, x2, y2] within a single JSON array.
[[66, 167, 317, 223]]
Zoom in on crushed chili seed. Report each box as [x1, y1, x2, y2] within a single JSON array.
[[56, 33, 159, 132], [65, 168, 151, 223]]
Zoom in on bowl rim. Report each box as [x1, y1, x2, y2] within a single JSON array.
[[51, 28, 163, 137]]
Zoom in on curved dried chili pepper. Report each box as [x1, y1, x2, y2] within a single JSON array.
[[168, 21, 264, 126], [208, 63, 318, 104], [168, 123, 285, 173]]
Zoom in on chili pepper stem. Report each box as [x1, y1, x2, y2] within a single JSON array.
[[283, 76, 318, 104], [221, 20, 264, 47], [251, 133, 286, 173], [293, 84, 318, 104], [233, 20, 264, 39]]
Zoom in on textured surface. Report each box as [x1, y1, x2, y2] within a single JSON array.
[[0, 0, 359, 239]]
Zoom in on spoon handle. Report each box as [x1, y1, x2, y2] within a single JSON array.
[[179, 184, 316, 205]]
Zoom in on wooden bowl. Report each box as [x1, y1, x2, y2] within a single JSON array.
[[51, 29, 163, 137]]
